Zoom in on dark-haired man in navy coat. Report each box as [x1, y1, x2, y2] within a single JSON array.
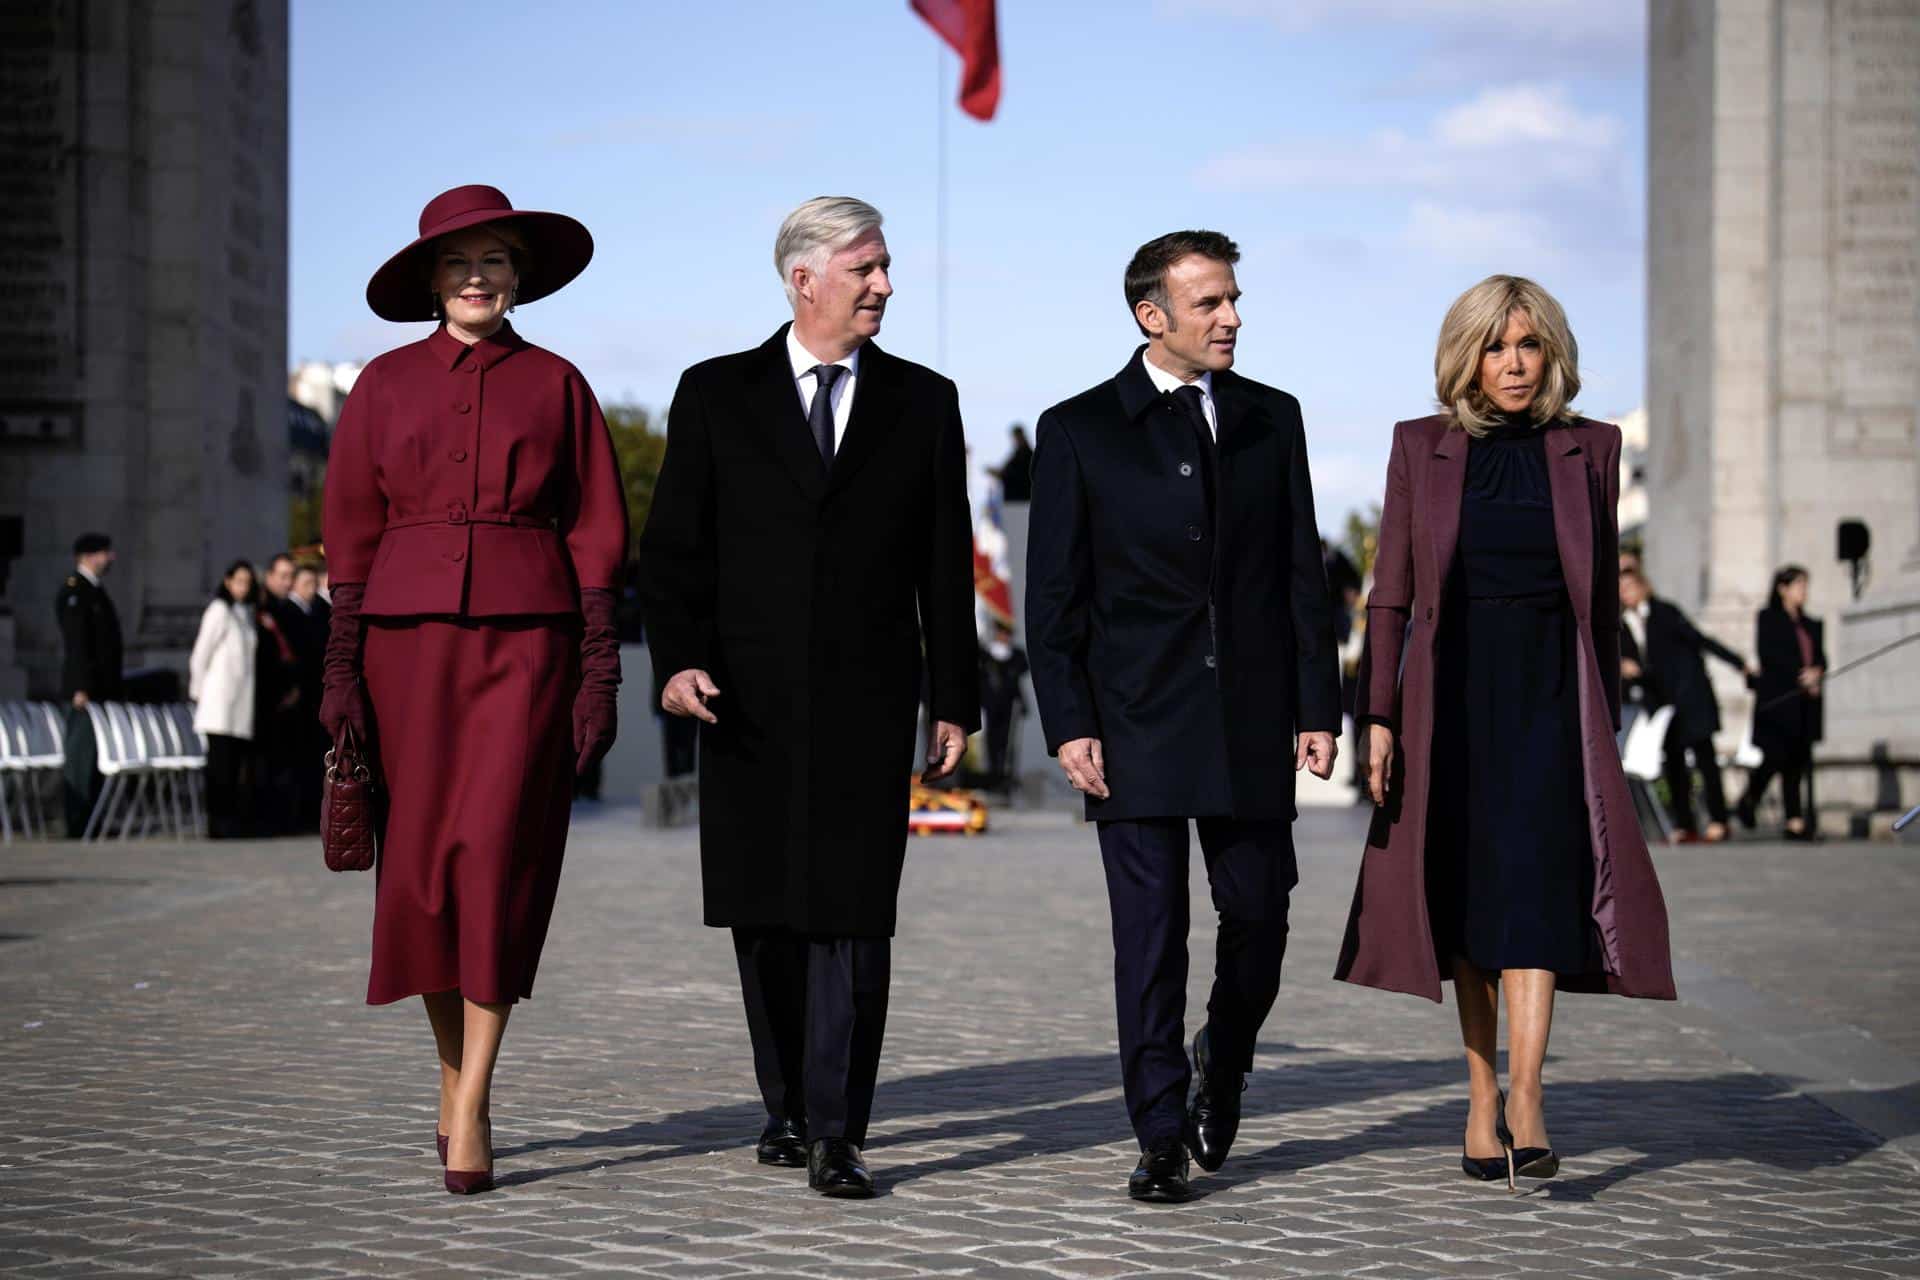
[[1026, 231, 1340, 1202]]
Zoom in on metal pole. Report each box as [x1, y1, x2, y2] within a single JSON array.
[[936, 43, 949, 371]]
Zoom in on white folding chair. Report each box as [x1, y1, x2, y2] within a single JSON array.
[[0, 702, 30, 841], [162, 703, 208, 836], [1621, 703, 1678, 845], [138, 704, 192, 837], [82, 702, 154, 841]]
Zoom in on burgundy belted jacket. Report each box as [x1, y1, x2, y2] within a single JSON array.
[[324, 323, 627, 615]]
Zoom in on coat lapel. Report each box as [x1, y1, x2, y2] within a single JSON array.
[[753, 325, 827, 502], [1545, 424, 1595, 621], [1427, 424, 1468, 591], [826, 340, 904, 497]]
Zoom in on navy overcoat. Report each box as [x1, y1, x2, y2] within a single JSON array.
[[1025, 349, 1341, 822]]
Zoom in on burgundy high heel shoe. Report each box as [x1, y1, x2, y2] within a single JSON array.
[[443, 1120, 494, 1195], [436, 1133, 448, 1166]]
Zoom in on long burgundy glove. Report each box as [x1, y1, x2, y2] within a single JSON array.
[[573, 588, 621, 774], [318, 582, 372, 744]]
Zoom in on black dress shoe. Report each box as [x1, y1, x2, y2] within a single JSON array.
[[807, 1138, 875, 1198], [1127, 1138, 1194, 1203], [1183, 1025, 1244, 1173], [756, 1116, 807, 1167]]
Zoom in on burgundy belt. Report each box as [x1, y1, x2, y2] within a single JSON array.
[[384, 509, 555, 530]]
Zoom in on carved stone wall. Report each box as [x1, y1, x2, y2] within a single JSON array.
[[1648, 0, 1920, 802], [0, 0, 288, 694]]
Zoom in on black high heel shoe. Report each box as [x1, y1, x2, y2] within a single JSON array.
[[1498, 1093, 1560, 1181], [1461, 1092, 1514, 1190]]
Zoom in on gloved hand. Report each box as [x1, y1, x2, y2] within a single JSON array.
[[318, 582, 372, 744], [573, 587, 621, 774]]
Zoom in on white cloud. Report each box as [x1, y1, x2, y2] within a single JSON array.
[[1402, 200, 1563, 268], [1197, 82, 1623, 195], [1434, 84, 1619, 150]]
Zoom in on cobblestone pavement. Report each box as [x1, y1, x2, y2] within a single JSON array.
[[3, 805, 1918, 1278]]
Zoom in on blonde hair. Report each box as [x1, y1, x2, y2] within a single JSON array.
[[774, 196, 883, 307], [1434, 274, 1581, 435]]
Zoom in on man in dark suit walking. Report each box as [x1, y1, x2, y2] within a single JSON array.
[[55, 532, 124, 837], [1026, 230, 1341, 1202], [1619, 564, 1754, 842], [638, 196, 978, 1199]]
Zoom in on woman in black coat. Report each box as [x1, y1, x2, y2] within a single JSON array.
[[1738, 565, 1826, 840]]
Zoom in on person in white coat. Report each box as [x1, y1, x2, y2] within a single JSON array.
[[190, 560, 260, 838]]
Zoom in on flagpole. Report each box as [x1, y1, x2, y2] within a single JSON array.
[[936, 43, 949, 372]]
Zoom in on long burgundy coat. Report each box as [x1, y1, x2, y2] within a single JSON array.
[[1335, 414, 1676, 1002]]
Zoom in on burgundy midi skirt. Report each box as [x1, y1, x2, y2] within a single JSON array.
[[362, 616, 579, 1006]]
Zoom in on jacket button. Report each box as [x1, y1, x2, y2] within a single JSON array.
[[451, 550, 465, 563], [451, 449, 467, 462], [1204, 654, 1216, 669], [1179, 462, 1193, 477], [455, 402, 471, 414], [1186, 524, 1203, 541]]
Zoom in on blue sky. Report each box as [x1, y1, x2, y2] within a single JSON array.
[[291, 0, 1647, 530]]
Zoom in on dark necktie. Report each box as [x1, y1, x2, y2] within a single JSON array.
[[1172, 384, 1216, 521], [807, 363, 847, 469]]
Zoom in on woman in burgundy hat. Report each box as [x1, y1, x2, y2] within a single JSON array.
[[320, 184, 627, 1194]]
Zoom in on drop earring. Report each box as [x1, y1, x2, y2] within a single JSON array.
[[508, 285, 518, 315], [431, 291, 443, 321]]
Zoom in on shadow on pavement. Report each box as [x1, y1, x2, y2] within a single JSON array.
[[490, 1042, 1899, 1195]]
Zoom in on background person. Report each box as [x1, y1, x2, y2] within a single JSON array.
[[190, 560, 261, 839], [54, 532, 124, 837], [322, 184, 626, 1195], [1738, 565, 1827, 840], [1339, 275, 1676, 1191], [1618, 564, 1754, 842], [256, 553, 305, 833]]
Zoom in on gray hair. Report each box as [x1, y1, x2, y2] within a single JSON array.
[[774, 196, 884, 307]]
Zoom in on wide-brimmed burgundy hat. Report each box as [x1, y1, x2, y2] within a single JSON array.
[[365, 184, 594, 322]]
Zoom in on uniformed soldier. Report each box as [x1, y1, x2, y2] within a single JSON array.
[[56, 532, 124, 836]]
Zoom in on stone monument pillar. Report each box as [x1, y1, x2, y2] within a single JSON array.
[[1647, 0, 1920, 811], [0, 0, 289, 695]]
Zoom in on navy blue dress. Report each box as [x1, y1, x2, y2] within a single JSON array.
[[1428, 419, 1597, 975]]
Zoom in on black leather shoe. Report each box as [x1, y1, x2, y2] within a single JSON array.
[[1127, 1137, 1194, 1203], [756, 1116, 807, 1168], [1183, 1025, 1243, 1173], [807, 1138, 875, 1198]]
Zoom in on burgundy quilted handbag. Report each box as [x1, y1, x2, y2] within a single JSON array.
[[321, 724, 379, 872]]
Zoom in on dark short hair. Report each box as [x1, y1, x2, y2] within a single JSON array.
[[1124, 230, 1240, 338], [267, 552, 296, 572], [73, 532, 112, 556]]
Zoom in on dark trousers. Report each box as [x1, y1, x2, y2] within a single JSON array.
[[1745, 748, 1810, 823], [982, 692, 1017, 781], [1097, 816, 1297, 1146], [1661, 731, 1730, 830], [61, 707, 100, 837], [662, 716, 697, 778], [732, 927, 891, 1147], [205, 733, 257, 839]]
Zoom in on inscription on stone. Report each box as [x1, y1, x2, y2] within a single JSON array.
[[0, 2, 81, 415]]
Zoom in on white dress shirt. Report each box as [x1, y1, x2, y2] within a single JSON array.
[[1624, 599, 1650, 659], [77, 565, 101, 588], [787, 326, 861, 451], [1141, 353, 1217, 438]]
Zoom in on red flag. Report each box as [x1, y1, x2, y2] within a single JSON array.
[[911, 0, 1000, 121]]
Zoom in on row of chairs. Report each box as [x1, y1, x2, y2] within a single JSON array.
[[0, 701, 209, 843], [0, 702, 66, 841]]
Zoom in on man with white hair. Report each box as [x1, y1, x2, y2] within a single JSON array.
[[638, 196, 978, 1198]]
